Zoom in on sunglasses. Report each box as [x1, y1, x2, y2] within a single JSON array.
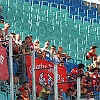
[[36, 42, 39, 43]]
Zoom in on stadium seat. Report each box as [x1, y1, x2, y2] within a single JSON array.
[[61, 27, 69, 45], [68, 6, 76, 15], [60, 4, 68, 14], [83, 16, 92, 27], [64, 0, 71, 6], [55, 0, 63, 5], [41, 1, 50, 11], [23, 2, 31, 11], [53, 25, 61, 42], [66, 58, 75, 72], [15, 15, 22, 23], [56, 11, 65, 21], [0, 23, 4, 28], [73, 15, 83, 25], [30, 25, 39, 39], [14, 22, 23, 36], [31, 1, 41, 14], [0, 92, 7, 100]]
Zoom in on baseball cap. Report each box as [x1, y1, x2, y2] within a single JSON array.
[[90, 46, 97, 50]]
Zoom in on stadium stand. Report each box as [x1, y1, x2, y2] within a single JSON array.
[[1, 0, 100, 99]]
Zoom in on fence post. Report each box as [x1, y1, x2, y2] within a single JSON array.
[[77, 77, 80, 100], [23, 55, 26, 82], [31, 50, 36, 100], [9, 37, 14, 100], [54, 64, 58, 100]]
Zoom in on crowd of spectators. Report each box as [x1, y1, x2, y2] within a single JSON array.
[[1, 6, 100, 100]]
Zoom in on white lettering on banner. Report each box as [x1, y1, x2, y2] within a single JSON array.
[[48, 74, 54, 86], [39, 73, 46, 85], [29, 66, 32, 74], [58, 74, 65, 82], [28, 62, 65, 84], [48, 68, 54, 73], [0, 55, 4, 65], [35, 63, 53, 69]]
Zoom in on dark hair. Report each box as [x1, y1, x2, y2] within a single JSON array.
[[66, 88, 72, 92], [16, 96, 24, 100], [22, 40, 25, 44], [25, 36, 30, 40], [51, 45, 56, 49], [80, 74, 85, 78], [22, 81, 29, 85], [78, 64, 85, 69], [23, 88, 29, 91], [30, 35, 32, 38], [11, 33, 15, 35]]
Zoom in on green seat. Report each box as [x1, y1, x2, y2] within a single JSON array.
[[39, 21, 46, 30], [73, 15, 83, 25], [69, 51, 77, 61], [46, 30, 54, 44], [61, 28, 69, 44], [0, 92, 7, 100], [30, 25, 39, 39], [83, 16, 92, 27], [31, 1, 41, 14], [41, 1, 50, 11], [15, 2, 23, 10], [53, 39, 61, 48], [62, 42, 69, 53], [50, 2, 58, 13], [56, 11, 65, 21], [6, 12, 15, 23], [14, 22, 23, 37], [31, 11, 39, 21], [23, 10, 30, 19], [77, 52, 85, 63], [53, 26, 61, 42], [23, 2, 31, 11], [15, 15, 22, 23], [46, 23, 53, 32], [38, 12, 47, 22], [0, 23, 4, 28], [69, 43, 77, 52]]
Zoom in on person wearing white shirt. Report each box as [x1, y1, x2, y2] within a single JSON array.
[[2, 23, 10, 41]]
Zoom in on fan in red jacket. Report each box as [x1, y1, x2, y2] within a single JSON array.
[[86, 46, 97, 61], [91, 68, 100, 88], [70, 64, 85, 77]]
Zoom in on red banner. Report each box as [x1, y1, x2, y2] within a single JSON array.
[[26, 55, 69, 94], [0, 46, 9, 80]]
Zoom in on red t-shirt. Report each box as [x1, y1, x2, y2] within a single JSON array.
[[70, 68, 83, 77], [86, 52, 97, 61], [92, 73, 99, 87]]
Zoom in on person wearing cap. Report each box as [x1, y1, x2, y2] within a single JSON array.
[[86, 46, 97, 61]]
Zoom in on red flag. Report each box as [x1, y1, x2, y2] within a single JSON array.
[[26, 55, 69, 94], [0, 46, 9, 80]]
